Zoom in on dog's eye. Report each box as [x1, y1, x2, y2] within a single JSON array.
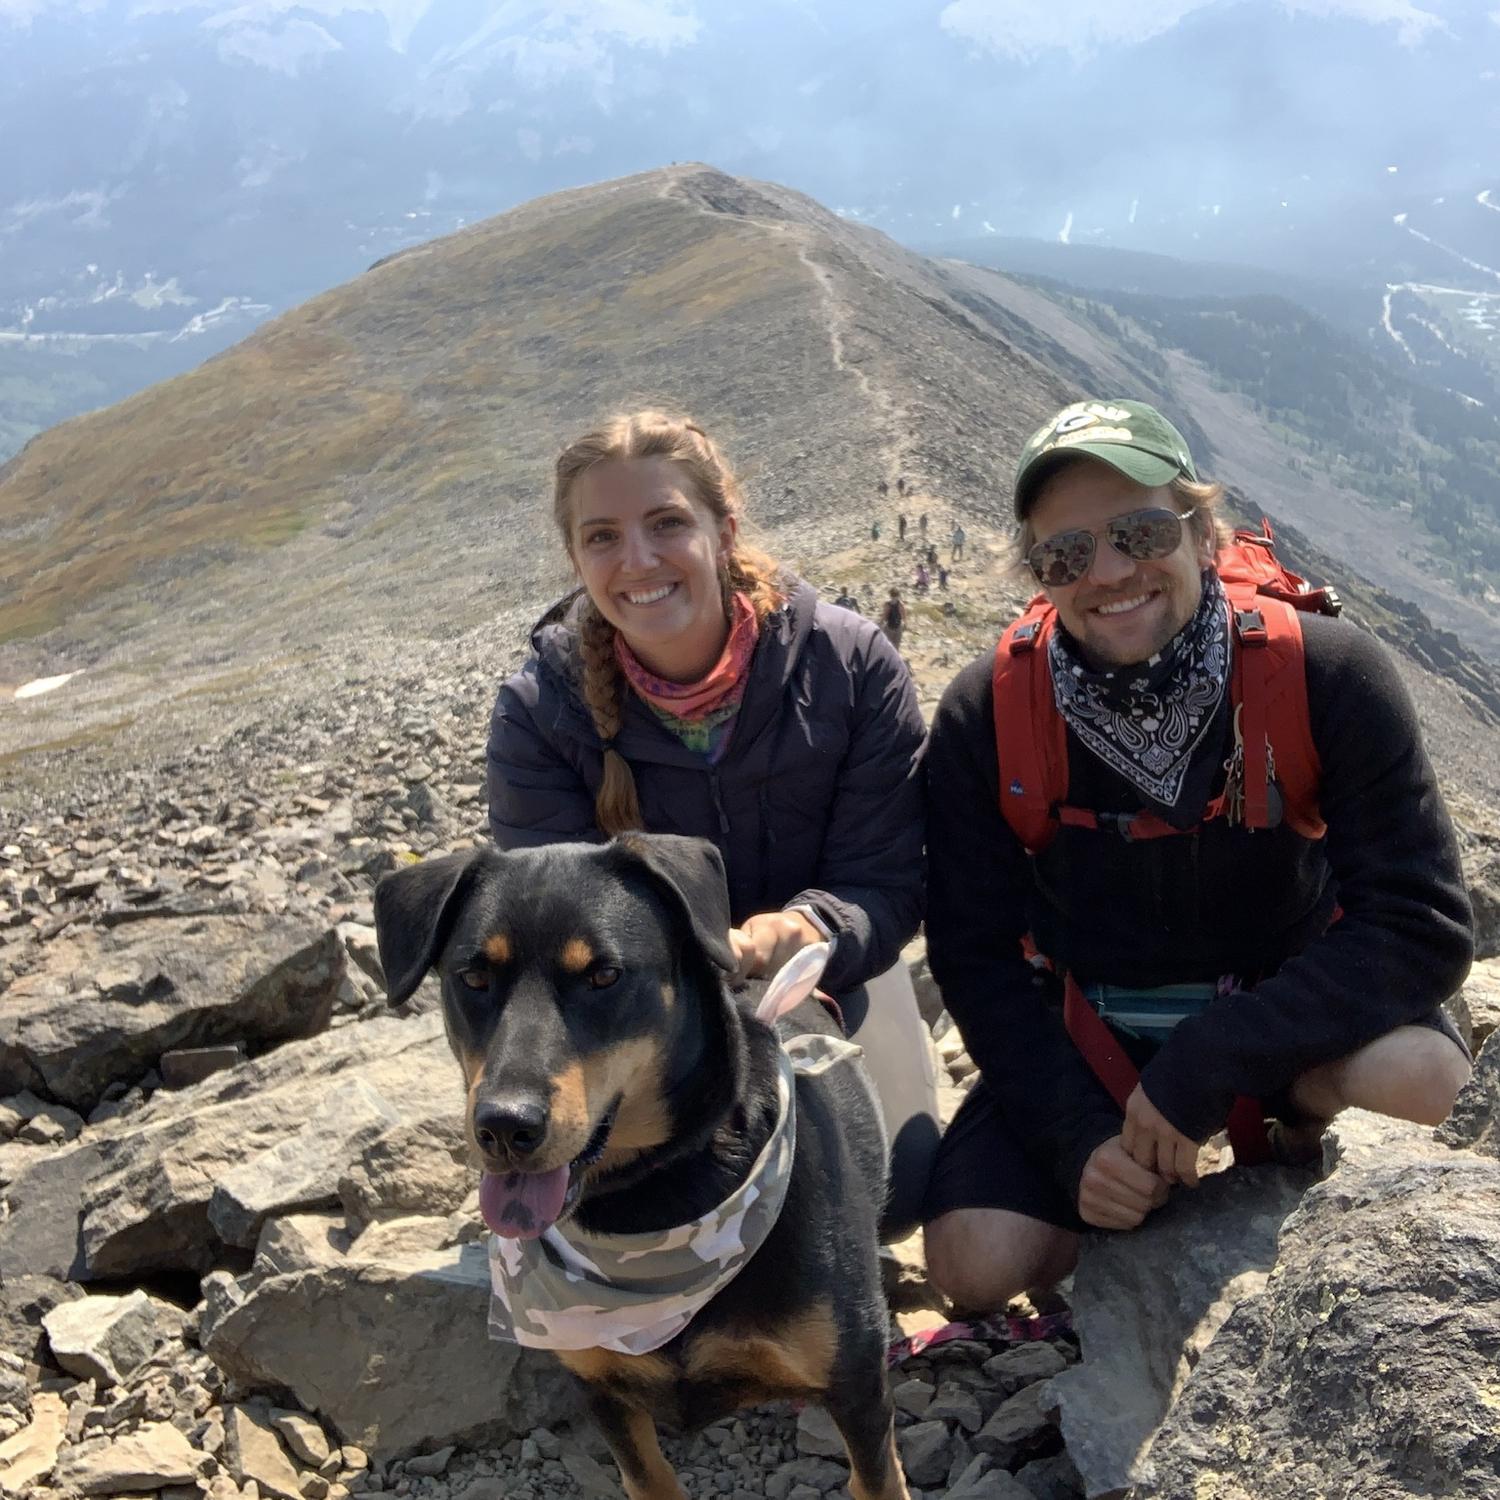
[[588, 966, 621, 990], [457, 967, 489, 992]]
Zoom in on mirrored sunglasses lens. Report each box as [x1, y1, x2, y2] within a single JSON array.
[[1110, 508, 1184, 560], [1029, 529, 1095, 585]]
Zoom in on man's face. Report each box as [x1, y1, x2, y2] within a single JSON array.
[[1028, 461, 1214, 669]]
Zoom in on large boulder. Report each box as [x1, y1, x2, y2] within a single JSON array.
[[199, 1238, 575, 1459], [0, 914, 344, 1110], [1439, 1026, 1500, 1157], [1050, 1164, 1313, 1497], [1134, 1109, 1500, 1498], [0, 1014, 460, 1281], [1459, 956, 1500, 1049]]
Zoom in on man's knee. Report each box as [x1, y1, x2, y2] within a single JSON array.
[[923, 1209, 1078, 1312], [1401, 1033, 1472, 1124], [1293, 1024, 1472, 1126]]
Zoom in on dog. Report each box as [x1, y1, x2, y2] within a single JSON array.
[[373, 832, 911, 1500]]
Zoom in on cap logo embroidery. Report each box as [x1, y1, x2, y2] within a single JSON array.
[[1055, 424, 1132, 450]]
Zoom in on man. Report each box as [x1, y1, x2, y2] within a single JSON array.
[[951, 522, 966, 562], [921, 399, 1474, 1310]]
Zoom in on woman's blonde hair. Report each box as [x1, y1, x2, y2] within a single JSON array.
[[1014, 459, 1233, 565], [553, 410, 783, 836]]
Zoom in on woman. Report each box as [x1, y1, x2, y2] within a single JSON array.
[[486, 410, 937, 1237]]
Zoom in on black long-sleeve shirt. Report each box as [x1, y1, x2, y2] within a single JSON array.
[[924, 610, 1474, 1204]]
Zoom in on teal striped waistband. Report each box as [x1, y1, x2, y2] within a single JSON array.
[[1079, 981, 1219, 1045]]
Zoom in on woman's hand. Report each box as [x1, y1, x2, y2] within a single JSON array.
[[729, 909, 824, 982]]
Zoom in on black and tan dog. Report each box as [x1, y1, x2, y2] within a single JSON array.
[[373, 832, 910, 1500]]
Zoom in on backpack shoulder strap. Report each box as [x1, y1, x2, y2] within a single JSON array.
[[1223, 571, 1326, 840], [992, 595, 1066, 853]]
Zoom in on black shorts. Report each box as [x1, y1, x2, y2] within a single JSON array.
[[921, 1005, 1471, 1234]]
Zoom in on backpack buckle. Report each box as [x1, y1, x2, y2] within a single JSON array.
[[1234, 608, 1267, 645], [1011, 620, 1042, 654]]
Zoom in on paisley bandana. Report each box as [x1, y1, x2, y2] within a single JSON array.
[[1048, 569, 1231, 816]]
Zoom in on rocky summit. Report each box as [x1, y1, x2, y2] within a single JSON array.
[[3, 165, 1500, 1498]]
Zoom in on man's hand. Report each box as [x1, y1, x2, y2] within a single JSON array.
[[1121, 1084, 1201, 1187], [1078, 1135, 1171, 1230], [728, 909, 823, 982]]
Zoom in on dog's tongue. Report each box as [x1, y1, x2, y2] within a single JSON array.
[[479, 1166, 570, 1239]]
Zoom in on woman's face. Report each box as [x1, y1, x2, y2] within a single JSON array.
[[567, 457, 737, 682]]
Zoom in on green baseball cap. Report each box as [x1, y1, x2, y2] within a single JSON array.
[[1013, 399, 1198, 519]]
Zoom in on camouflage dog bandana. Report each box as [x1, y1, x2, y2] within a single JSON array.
[[487, 1031, 863, 1355]]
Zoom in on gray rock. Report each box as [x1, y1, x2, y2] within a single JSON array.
[[891, 1377, 933, 1418], [270, 1410, 331, 1468], [793, 1405, 845, 1459], [948, 1465, 1031, 1499], [253, 1214, 354, 1276], [0, 1390, 68, 1495], [0, 914, 344, 1110], [0, 1013, 455, 1282], [402, 1445, 454, 1477], [1050, 1164, 1311, 1495], [225, 1404, 303, 1500], [896, 1420, 959, 1486], [208, 1077, 401, 1247], [41, 1289, 185, 1388], [0, 1273, 85, 1365], [160, 1044, 246, 1089], [927, 1383, 983, 1432], [1461, 956, 1500, 1045], [199, 1241, 575, 1458], [981, 1343, 1067, 1394], [971, 1380, 1056, 1463], [337, 1117, 471, 1224], [17, 1102, 84, 1145], [1438, 1026, 1500, 1157], [1136, 1139, 1500, 1497], [51, 1419, 199, 1494], [1014, 1452, 1084, 1499]]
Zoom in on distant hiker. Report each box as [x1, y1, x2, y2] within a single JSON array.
[[897, 477, 907, 496], [486, 409, 937, 1238], [881, 588, 906, 652], [921, 397, 1474, 1311], [919, 513, 928, 539], [877, 480, 889, 496], [833, 585, 860, 612], [871, 519, 881, 542], [914, 563, 930, 594], [926, 543, 939, 568], [898, 513, 908, 542], [937, 564, 949, 591], [951, 523, 966, 561]]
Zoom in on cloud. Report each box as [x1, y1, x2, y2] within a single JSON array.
[[939, 0, 1445, 60]]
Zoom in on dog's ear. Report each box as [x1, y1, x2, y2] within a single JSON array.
[[373, 850, 483, 1004], [607, 833, 737, 973]]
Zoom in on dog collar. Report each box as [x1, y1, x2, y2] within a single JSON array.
[[486, 1032, 861, 1355]]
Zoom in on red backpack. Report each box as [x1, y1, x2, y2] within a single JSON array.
[[992, 522, 1342, 852], [993, 523, 1342, 1166]]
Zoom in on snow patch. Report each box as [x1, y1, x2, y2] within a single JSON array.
[[14, 671, 80, 700]]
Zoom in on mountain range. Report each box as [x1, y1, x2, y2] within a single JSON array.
[[4, 163, 1500, 852], [5, 0, 1500, 452]]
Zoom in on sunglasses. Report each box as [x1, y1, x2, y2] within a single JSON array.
[[1026, 507, 1199, 587]]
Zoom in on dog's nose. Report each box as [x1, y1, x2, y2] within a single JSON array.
[[474, 1097, 548, 1159]]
